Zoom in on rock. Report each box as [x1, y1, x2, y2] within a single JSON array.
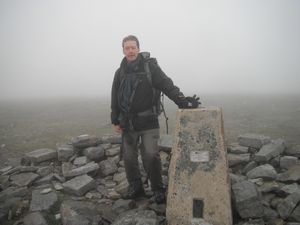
[[115, 180, 130, 195], [112, 199, 136, 215], [277, 191, 300, 219], [34, 173, 55, 186], [277, 164, 300, 182], [73, 156, 89, 166], [258, 181, 280, 193], [106, 146, 121, 157], [29, 189, 58, 211], [238, 133, 271, 149], [63, 162, 99, 178], [242, 161, 258, 175], [70, 134, 99, 149], [263, 206, 279, 220], [289, 204, 300, 222], [57, 143, 74, 162], [255, 139, 286, 163], [280, 156, 298, 170], [0, 166, 13, 174], [111, 209, 158, 225], [232, 180, 264, 219], [228, 153, 250, 167], [83, 146, 105, 161], [230, 173, 246, 185], [25, 148, 57, 164], [60, 200, 101, 225], [63, 174, 96, 196], [228, 143, 249, 154], [99, 159, 118, 177], [0, 186, 28, 202], [101, 135, 122, 144], [280, 183, 300, 195], [113, 172, 127, 184], [0, 175, 10, 190], [10, 172, 39, 186], [285, 145, 300, 158], [158, 134, 173, 152], [36, 166, 53, 177], [246, 164, 277, 181], [23, 212, 48, 225], [240, 219, 265, 225]]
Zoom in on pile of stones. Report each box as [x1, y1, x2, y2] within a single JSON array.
[[0, 133, 300, 225], [229, 133, 300, 225]]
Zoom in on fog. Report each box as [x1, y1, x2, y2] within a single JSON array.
[[1, 0, 300, 100]]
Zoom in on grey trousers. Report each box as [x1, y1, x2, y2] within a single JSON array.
[[122, 128, 163, 191]]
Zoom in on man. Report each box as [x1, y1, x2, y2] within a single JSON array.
[[111, 35, 199, 204]]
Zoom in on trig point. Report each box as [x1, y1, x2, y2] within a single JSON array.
[[166, 107, 232, 225]]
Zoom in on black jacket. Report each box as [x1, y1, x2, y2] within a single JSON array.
[[111, 52, 183, 131]]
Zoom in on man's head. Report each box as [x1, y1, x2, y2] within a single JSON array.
[[122, 35, 140, 63]]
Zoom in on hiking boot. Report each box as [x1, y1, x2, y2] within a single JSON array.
[[154, 190, 166, 204], [122, 185, 146, 199]]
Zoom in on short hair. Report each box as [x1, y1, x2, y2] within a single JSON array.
[[122, 35, 140, 48]]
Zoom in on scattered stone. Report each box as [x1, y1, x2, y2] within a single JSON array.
[[255, 139, 286, 163], [40, 188, 52, 194], [99, 159, 118, 177], [63, 161, 99, 178], [242, 161, 258, 175], [277, 164, 300, 182], [290, 204, 300, 222], [111, 209, 158, 225], [232, 180, 264, 219], [34, 173, 54, 186], [114, 180, 129, 195], [105, 146, 120, 157], [280, 156, 298, 170], [25, 148, 57, 164], [70, 134, 99, 149], [228, 153, 250, 167], [238, 133, 271, 149], [280, 183, 300, 195], [83, 146, 105, 161], [0, 186, 28, 202], [57, 143, 74, 162], [23, 212, 48, 225], [10, 172, 39, 186], [29, 189, 58, 211], [73, 156, 89, 166], [246, 164, 277, 181], [285, 145, 300, 158], [63, 174, 96, 196], [36, 166, 53, 177], [113, 172, 127, 184], [228, 143, 249, 154], [0, 166, 13, 174], [112, 199, 136, 215], [60, 200, 101, 225], [52, 181, 64, 191], [277, 191, 300, 219]]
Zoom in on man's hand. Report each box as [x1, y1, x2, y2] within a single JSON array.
[[113, 125, 123, 134], [177, 94, 201, 109], [185, 95, 201, 108]]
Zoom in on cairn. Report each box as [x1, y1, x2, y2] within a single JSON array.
[[0, 133, 300, 225]]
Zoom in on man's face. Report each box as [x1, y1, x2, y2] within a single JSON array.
[[123, 40, 140, 63]]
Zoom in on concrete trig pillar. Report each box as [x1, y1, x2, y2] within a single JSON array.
[[166, 107, 232, 225]]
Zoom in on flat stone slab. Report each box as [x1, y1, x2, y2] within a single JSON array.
[[63, 174, 96, 196], [70, 134, 99, 149], [238, 133, 271, 149], [83, 146, 105, 161], [277, 191, 300, 219], [25, 148, 57, 163], [0, 186, 28, 201], [23, 212, 48, 225], [254, 139, 286, 163], [63, 162, 99, 178], [57, 143, 74, 162], [30, 189, 58, 211], [277, 164, 300, 182], [112, 209, 158, 225], [246, 164, 277, 181], [228, 153, 250, 167], [166, 107, 232, 225], [232, 180, 264, 219], [10, 172, 39, 186]]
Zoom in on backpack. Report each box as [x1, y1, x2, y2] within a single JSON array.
[[119, 52, 163, 115]]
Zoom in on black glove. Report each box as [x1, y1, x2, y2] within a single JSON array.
[[185, 95, 201, 108], [176, 94, 201, 109]]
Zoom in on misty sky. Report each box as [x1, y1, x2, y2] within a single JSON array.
[[0, 0, 300, 99]]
